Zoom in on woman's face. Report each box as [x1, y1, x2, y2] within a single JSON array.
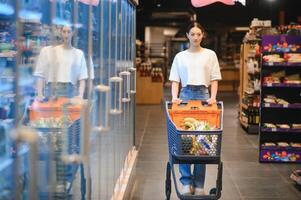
[[186, 26, 203, 47], [62, 26, 73, 44]]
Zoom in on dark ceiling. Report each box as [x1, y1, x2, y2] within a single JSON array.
[[136, 0, 301, 39]]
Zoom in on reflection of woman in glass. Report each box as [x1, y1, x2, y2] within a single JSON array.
[[34, 25, 93, 100]]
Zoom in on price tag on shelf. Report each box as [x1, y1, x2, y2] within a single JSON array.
[[268, 62, 273, 66], [283, 104, 288, 108], [267, 83, 272, 87], [265, 103, 270, 107], [272, 128, 277, 132]]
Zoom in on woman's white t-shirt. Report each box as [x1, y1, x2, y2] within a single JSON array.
[[34, 45, 94, 85], [169, 48, 222, 87]]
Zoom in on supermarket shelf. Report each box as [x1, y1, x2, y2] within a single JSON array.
[[261, 145, 301, 151], [241, 102, 248, 110], [263, 103, 301, 108], [262, 51, 301, 55], [260, 146, 301, 163], [240, 118, 259, 134], [241, 102, 259, 110], [262, 83, 301, 88], [261, 127, 301, 133], [262, 62, 301, 67]]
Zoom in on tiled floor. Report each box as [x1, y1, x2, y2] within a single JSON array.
[[130, 92, 301, 200]]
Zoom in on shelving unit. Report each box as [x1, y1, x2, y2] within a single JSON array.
[[136, 41, 164, 104], [239, 41, 261, 134], [259, 35, 301, 163], [0, 3, 16, 154], [219, 31, 242, 92]]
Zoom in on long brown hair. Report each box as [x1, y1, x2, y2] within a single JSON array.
[[186, 22, 207, 39]]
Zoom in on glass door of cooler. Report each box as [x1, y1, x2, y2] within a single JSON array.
[[0, 0, 52, 199], [0, 1, 17, 199], [90, 0, 118, 198]]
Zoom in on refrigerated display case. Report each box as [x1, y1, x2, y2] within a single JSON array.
[[0, 0, 137, 199]]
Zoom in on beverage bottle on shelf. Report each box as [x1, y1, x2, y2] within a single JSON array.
[[253, 108, 257, 125], [248, 108, 253, 125], [140, 64, 145, 77], [154, 68, 159, 82], [255, 109, 259, 124]]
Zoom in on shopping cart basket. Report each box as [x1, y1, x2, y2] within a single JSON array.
[[165, 101, 224, 200], [33, 118, 86, 199]]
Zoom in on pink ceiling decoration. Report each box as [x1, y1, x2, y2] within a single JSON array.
[[50, 0, 99, 6], [79, 0, 100, 6], [191, 0, 235, 7]]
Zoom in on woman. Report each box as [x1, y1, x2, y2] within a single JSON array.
[[169, 22, 221, 195], [34, 24, 94, 100]]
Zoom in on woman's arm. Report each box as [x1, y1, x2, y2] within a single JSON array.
[[36, 77, 45, 100], [171, 81, 182, 103], [78, 79, 86, 98], [207, 80, 218, 104]]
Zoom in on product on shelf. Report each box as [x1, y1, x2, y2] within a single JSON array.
[[263, 142, 276, 147], [285, 53, 301, 63], [263, 54, 285, 63], [264, 96, 276, 104], [263, 76, 281, 84], [276, 98, 289, 105], [277, 142, 290, 147], [291, 143, 301, 148], [276, 124, 290, 129], [263, 42, 301, 53], [263, 95, 290, 105], [263, 123, 276, 128], [139, 62, 152, 77], [151, 67, 164, 82], [292, 124, 301, 129], [283, 74, 301, 84]]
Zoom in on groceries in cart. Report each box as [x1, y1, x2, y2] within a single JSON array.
[[167, 100, 223, 157], [30, 116, 73, 128], [182, 134, 218, 156], [169, 100, 222, 131], [181, 117, 219, 131], [29, 97, 82, 122]]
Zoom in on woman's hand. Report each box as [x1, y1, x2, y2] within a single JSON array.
[[206, 97, 216, 105], [35, 95, 45, 102], [172, 98, 182, 104]]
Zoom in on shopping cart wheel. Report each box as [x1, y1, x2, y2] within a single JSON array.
[[165, 162, 171, 200], [209, 188, 217, 195]]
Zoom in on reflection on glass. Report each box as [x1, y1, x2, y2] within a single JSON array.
[[34, 25, 90, 99], [93, 84, 110, 132], [129, 67, 136, 94], [119, 71, 130, 102], [0, 2, 14, 16], [109, 76, 122, 114]]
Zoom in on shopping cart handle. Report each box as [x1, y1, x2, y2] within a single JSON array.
[[201, 101, 209, 106], [171, 100, 217, 110]]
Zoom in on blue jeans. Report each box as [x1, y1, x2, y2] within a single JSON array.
[[179, 85, 209, 188], [45, 83, 76, 98]]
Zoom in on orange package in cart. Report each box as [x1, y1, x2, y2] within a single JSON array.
[[169, 100, 221, 130], [29, 97, 82, 122]]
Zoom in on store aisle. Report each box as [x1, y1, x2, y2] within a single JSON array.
[[130, 92, 301, 200]]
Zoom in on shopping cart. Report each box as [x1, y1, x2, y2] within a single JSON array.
[[25, 98, 86, 199], [165, 101, 223, 200], [34, 119, 86, 199]]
